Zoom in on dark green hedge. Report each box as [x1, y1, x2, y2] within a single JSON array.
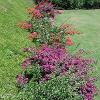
[[35, 0, 100, 9], [51, 0, 100, 9]]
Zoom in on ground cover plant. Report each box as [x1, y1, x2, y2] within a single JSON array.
[[16, 0, 99, 100]]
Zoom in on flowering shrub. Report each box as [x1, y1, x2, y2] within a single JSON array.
[[16, 75, 83, 100], [16, 0, 98, 100], [16, 43, 98, 100], [21, 44, 96, 82], [18, 0, 80, 45], [27, 8, 42, 19]]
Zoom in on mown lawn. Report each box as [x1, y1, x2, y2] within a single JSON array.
[[56, 10, 100, 100], [0, 0, 100, 100], [0, 0, 34, 100]]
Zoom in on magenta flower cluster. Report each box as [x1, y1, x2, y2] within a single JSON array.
[[21, 44, 67, 81], [21, 44, 95, 82], [80, 82, 97, 100]]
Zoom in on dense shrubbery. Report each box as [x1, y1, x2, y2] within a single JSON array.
[[16, 0, 98, 100], [16, 75, 83, 100], [36, 0, 100, 9]]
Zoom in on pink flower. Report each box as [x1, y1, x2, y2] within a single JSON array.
[[27, 8, 42, 19], [17, 74, 28, 85], [33, 9, 42, 19], [21, 58, 31, 69], [84, 93, 93, 100], [80, 82, 98, 100], [65, 30, 75, 35], [28, 32, 38, 40], [66, 37, 73, 46], [18, 22, 32, 30], [63, 24, 71, 29]]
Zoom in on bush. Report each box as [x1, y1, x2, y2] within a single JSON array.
[[17, 43, 98, 100], [18, 1, 80, 45], [16, 75, 83, 100], [51, 0, 85, 9], [35, 0, 100, 9], [84, 0, 100, 9], [16, 1, 98, 100]]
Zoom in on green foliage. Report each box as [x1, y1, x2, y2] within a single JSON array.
[[30, 17, 52, 44], [0, 0, 100, 99], [23, 64, 42, 82], [27, 16, 67, 45], [51, 0, 100, 9], [16, 75, 83, 100], [16, 1, 98, 100]]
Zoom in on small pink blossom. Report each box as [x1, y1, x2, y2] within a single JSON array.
[[17, 74, 28, 85], [18, 22, 32, 30]]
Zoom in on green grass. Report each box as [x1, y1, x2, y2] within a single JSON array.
[[0, 0, 100, 100], [0, 0, 34, 100], [56, 9, 100, 100]]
